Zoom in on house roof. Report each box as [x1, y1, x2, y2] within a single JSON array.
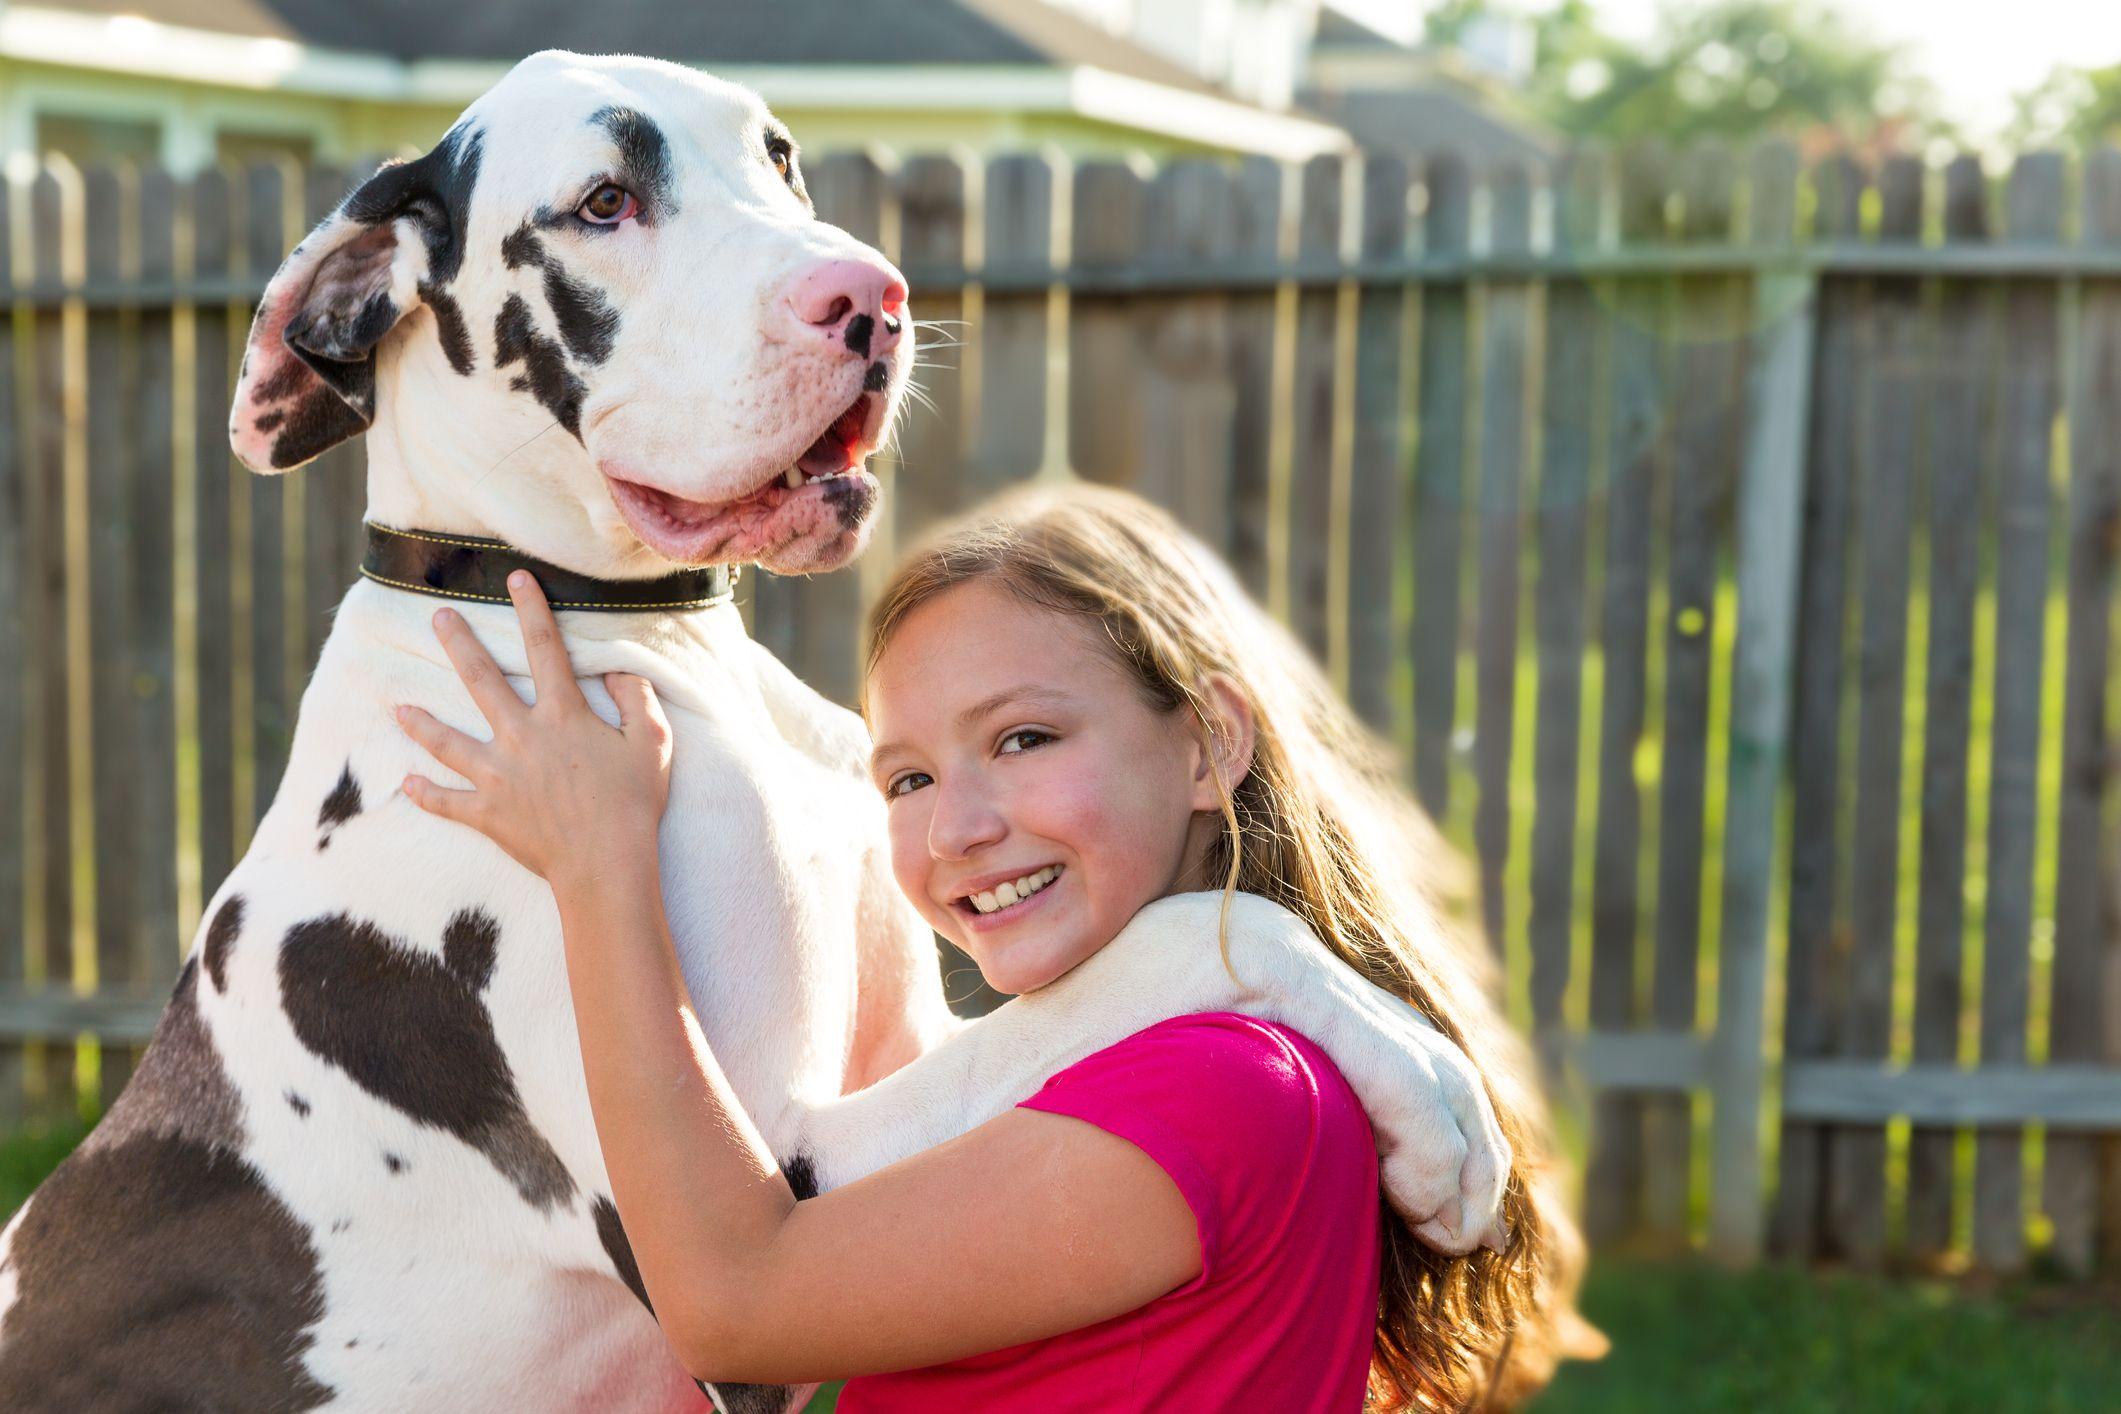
[[1313, 6, 1411, 53], [32, 0, 1231, 97]]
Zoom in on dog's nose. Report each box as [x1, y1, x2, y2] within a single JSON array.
[[784, 258, 907, 360]]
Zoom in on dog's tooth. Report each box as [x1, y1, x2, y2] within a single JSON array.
[[995, 881, 1019, 907], [975, 890, 999, 913], [784, 467, 802, 490]]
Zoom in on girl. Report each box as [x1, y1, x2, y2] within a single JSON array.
[[397, 485, 1590, 1409]]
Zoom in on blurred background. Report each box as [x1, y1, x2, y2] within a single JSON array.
[[2, 1, 2120, 1408]]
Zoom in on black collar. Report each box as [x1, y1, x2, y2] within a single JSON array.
[[360, 522, 737, 613]]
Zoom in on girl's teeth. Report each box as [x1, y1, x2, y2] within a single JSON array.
[[969, 867, 1061, 914]]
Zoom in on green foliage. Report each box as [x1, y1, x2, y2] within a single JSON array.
[[2011, 63, 2121, 149], [1430, 0, 1942, 146], [0, 1116, 92, 1222]]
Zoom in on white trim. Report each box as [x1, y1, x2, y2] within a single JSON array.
[[1068, 67, 1350, 159]]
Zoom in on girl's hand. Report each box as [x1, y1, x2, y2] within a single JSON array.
[[396, 570, 673, 888]]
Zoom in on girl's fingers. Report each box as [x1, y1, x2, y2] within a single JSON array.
[[395, 704, 488, 780], [507, 572, 586, 713], [432, 608, 524, 731], [403, 773, 481, 826], [605, 672, 667, 738]]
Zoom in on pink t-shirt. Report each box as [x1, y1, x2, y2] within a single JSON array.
[[836, 1012, 1382, 1412]]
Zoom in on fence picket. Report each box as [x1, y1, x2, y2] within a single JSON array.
[[1975, 151, 2065, 1273], [1907, 156, 1993, 1263], [191, 169, 237, 905], [969, 153, 1053, 497], [1345, 156, 1411, 734], [892, 154, 972, 546], [1771, 155, 1866, 1259], [1409, 154, 1471, 818], [1472, 163, 1533, 966], [1222, 158, 1281, 598], [1287, 155, 1346, 660], [242, 164, 292, 833], [1528, 151, 1603, 1070], [1069, 159, 1147, 493], [1141, 160, 1239, 553], [0, 174, 21, 1120], [2048, 148, 2121, 1274], [1584, 142, 1670, 1245]]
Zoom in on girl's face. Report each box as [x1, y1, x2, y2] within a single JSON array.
[[866, 579, 1229, 995]]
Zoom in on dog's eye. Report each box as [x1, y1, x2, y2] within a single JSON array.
[[767, 136, 795, 183], [578, 183, 638, 225]]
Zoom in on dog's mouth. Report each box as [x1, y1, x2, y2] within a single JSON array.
[[602, 391, 883, 570]]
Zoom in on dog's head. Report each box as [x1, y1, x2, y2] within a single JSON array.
[[229, 50, 908, 575]]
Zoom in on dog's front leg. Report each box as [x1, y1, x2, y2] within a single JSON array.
[[789, 890, 1509, 1255]]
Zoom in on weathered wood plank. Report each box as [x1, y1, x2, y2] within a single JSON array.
[[891, 154, 972, 546], [1409, 153, 1471, 818], [968, 152, 1054, 497], [2048, 148, 2121, 1274], [1221, 157, 1281, 598], [1343, 155, 1409, 732], [1139, 160, 1238, 550], [131, 165, 180, 999], [1708, 140, 1810, 1263], [1286, 154, 1345, 660], [1975, 151, 2065, 1273], [1644, 145, 1740, 1244], [1068, 158, 1148, 492], [1785, 1064, 2121, 1129], [191, 168, 238, 902], [1828, 153, 1924, 1267], [1771, 154, 1867, 1259], [243, 164, 292, 832], [28, 163, 77, 1115], [1472, 162, 1533, 963], [1907, 156, 1993, 1264], [1572, 1029, 1714, 1093], [1528, 150, 1602, 1068], [83, 164, 139, 1101], [1583, 141, 1670, 1245], [0, 173, 24, 1120]]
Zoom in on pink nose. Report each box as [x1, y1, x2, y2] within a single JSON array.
[[784, 258, 908, 360]]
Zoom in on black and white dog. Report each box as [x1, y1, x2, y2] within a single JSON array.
[[0, 53, 1506, 1412]]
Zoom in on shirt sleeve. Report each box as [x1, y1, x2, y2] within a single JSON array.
[[1015, 1012, 1343, 1293]]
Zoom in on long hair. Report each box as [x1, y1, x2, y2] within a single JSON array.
[[863, 483, 1599, 1410]]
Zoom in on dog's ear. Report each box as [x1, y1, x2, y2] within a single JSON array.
[[230, 131, 479, 472]]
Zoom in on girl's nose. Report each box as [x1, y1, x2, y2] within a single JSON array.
[[927, 784, 1005, 861]]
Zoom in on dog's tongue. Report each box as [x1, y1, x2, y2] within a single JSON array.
[[797, 403, 866, 479]]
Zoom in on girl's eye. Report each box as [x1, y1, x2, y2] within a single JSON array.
[[578, 184, 638, 225], [998, 729, 1052, 756], [885, 771, 932, 800]]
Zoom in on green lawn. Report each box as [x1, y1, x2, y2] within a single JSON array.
[[9, 1114, 2107, 1414]]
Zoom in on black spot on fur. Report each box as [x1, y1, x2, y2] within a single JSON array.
[[384, 1152, 405, 1174], [317, 760, 362, 850], [591, 106, 675, 218], [501, 223, 544, 271], [0, 1136, 333, 1411], [593, 1195, 653, 1314], [277, 908, 575, 1210], [204, 893, 244, 994], [494, 294, 587, 438], [253, 408, 286, 432], [863, 360, 889, 393], [781, 1152, 820, 1202], [0, 958, 331, 1410], [423, 284, 475, 375], [287, 1090, 311, 1118], [844, 312, 875, 359], [542, 262, 619, 364], [269, 382, 374, 471], [821, 473, 877, 531], [343, 124, 483, 288]]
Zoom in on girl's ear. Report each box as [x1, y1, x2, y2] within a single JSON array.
[[1190, 672, 1257, 813]]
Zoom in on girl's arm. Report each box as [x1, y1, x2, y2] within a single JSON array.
[[397, 574, 1197, 1384]]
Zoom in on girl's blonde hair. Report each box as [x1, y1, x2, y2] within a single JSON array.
[[864, 483, 1598, 1410]]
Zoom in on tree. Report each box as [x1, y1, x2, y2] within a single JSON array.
[[1425, 0, 1940, 149], [2010, 64, 2121, 149]]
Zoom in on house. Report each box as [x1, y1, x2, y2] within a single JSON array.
[[0, 0, 1355, 173]]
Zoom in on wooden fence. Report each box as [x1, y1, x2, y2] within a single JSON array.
[[1, 144, 2118, 1273]]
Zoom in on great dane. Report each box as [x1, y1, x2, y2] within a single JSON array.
[[0, 52, 1507, 1412]]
